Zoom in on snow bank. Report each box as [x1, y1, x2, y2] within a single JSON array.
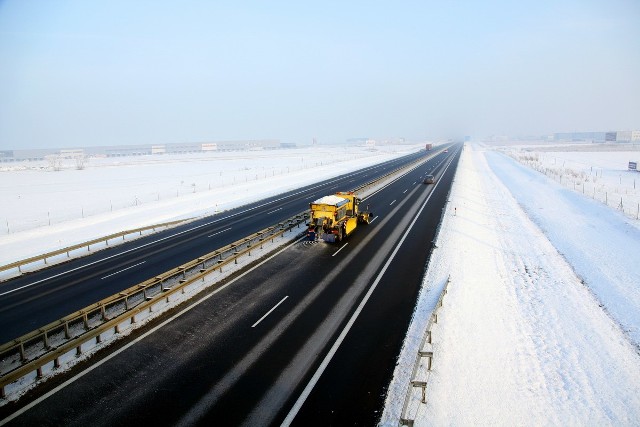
[[381, 144, 640, 425]]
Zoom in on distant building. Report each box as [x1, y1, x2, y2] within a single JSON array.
[[553, 132, 607, 142], [553, 131, 640, 143], [0, 140, 282, 162]]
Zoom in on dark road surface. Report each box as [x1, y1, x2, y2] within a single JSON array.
[[0, 145, 461, 426], [0, 150, 427, 343]]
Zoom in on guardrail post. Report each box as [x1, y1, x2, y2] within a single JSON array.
[[100, 304, 107, 321], [76, 345, 82, 356], [83, 313, 89, 330], [54, 357, 60, 369], [399, 418, 414, 426], [1, 385, 5, 399], [44, 330, 51, 349], [419, 351, 433, 371], [64, 321, 70, 339], [19, 342, 26, 362], [411, 380, 428, 403]]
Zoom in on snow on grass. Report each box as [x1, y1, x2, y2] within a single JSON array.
[[0, 144, 424, 269], [381, 144, 640, 426], [486, 151, 640, 348], [506, 146, 640, 221]]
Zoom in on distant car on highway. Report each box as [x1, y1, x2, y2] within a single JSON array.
[[423, 174, 435, 184], [444, 149, 449, 153]]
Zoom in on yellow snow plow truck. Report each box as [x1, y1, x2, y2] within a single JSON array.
[[307, 191, 372, 242]]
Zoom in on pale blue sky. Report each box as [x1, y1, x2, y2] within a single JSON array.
[[0, 0, 638, 149]]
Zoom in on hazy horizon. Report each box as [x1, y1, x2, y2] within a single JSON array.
[[1, 1, 639, 150]]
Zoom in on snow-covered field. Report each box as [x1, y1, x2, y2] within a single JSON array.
[[381, 143, 640, 425], [505, 145, 640, 220], [3, 140, 640, 425], [0, 144, 423, 270]]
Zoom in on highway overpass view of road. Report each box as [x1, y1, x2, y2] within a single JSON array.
[[0, 146, 461, 426]]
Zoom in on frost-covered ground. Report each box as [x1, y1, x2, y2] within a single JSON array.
[[381, 143, 640, 426], [0, 144, 423, 269]]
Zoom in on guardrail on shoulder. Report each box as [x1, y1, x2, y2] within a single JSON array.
[[0, 213, 308, 399], [0, 219, 189, 275], [0, 148, 438, 401], [398, 276, 450, 426]]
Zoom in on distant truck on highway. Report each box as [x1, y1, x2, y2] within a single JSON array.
[[307, 192, 372, 242], [425, 143, 433, 150]]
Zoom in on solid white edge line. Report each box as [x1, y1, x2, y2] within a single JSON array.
[[100, 261, 146, 280], [280, 151, 458, 427], [0, 235, 307, 427], [251, 296, 289, 328], [331, 243, 349, 257]]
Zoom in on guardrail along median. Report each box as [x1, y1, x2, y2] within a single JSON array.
[[0, 149, 441, 403]]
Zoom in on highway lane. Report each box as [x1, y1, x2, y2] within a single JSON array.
[[0, 144, 461, 426], [0, 149, 445, 343]]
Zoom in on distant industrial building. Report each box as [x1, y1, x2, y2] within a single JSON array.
[[553, 131, 640, 143], [0, 140, 282, 162]]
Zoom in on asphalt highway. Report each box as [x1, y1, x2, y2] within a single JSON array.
[[0, 144, 461, 426], [0, 149, 431, 343]]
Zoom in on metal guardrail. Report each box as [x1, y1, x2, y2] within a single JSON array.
[[0, 219, 189, 275], [0, 148, 441, 400], [0, 213, 308, 398], [397, 146, 459, 425], [399, 276, 450, 426]]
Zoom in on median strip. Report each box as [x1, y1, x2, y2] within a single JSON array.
[[0, 148, 444, 405]]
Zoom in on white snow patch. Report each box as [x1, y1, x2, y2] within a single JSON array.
[[381, 144, 640, 426]]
